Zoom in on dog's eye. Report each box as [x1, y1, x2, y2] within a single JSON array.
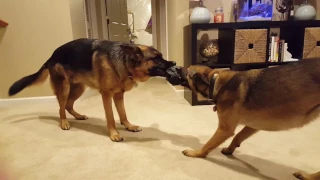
[[153, 58, 160, 63], [151, 55, 163, 63], [131, 58, 139, 63]]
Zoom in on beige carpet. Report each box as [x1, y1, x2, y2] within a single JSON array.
[[1, 78, 319, 180]]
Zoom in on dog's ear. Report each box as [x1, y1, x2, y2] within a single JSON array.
[[120, 44, 143, 61], [187, 68, 197, 78], [200, 74, 210, 85], [202, 73, 219, 85]]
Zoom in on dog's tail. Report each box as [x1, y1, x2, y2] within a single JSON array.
[[8, 62, 49, 96]]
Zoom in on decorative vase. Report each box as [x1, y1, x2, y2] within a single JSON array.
[[190, 0, 211, 24], [294, 0, 316, 20]]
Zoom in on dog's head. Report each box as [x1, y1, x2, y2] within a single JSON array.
[[120, 44, 176, 81], [167, 65, 219, 101]]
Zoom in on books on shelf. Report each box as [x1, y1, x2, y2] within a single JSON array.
[[268, 33, 298, 63]]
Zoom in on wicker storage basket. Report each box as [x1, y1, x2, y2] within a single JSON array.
[[234, 29, 267, 64], [303, 27, 320, 59]]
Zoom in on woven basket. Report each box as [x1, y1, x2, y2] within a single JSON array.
[[303, 27, 320, 59], [234, 29, 267, 64]]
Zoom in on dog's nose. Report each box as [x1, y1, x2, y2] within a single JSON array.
[[169, 61, 176, 66]]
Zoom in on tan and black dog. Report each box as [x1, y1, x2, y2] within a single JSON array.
[[167, 59, 320, 180], [8, 38, 176, 142]]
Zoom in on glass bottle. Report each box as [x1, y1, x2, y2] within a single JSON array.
[[214, 7, 224, 23], [232, 0, 238, 22], [287, 0, 295, 21]]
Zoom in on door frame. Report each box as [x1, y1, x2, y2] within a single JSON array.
[[151, 0, 168, 59], [83, 0, 99, 39], [99, 0, 109, 40], [84, 0, 168, 59]]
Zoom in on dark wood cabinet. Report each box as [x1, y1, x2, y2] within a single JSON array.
[[183, 20, 320, 106]]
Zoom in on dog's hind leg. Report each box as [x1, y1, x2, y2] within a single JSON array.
[[293, 105, 320, 180], [66, 83, 88, 120], [49, 64, 71, 130], [294, 171, 320, 180], [221, 126, 258, 156], [113, 92, 141, 132]]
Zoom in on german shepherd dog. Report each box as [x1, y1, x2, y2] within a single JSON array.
[[166, 59, 320, 180], [8, 38, 176, 142]]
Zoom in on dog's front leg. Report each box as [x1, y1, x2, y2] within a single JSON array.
[[101, 91, 123, 142], [113, 92, 142, 132], [183, 126, 235, 158]]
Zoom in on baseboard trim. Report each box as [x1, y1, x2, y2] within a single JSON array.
[[0, 96, 57, 107], [166, 82, 184, 98], [0, 79, 183, 106], [0, 88, 100, 107]]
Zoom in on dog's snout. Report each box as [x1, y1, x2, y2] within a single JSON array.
[[170, 61, 176, 66], [166, 61, 176, 67]]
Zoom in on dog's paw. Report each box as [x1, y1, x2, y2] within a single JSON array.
[[182, 149, 206, 158], [221, 147, 234, 156], [110, 134, 124, 142], [293, 172, 311, 180], [75, 115, 88, 120], [126, 125, 142, 132], [121, 122, 142, 132], [60, 120, 70, 130]]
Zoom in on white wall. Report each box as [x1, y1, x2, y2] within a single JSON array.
[[69, 0, 87, 39], [167, 0, 233, 67], [0, 0, 74, 98]]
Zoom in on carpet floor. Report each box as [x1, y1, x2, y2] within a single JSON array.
[[0, 78, 319, 180]]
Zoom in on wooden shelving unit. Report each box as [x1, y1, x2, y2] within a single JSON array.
[[183, 20, 320, 106]]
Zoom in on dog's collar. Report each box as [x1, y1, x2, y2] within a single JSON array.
[[208, 74, 218, 104], [127, 74, 138, 88]]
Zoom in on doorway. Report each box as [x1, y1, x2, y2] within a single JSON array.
[[83, 0, 167, 59], [126, 0, 153, 46]]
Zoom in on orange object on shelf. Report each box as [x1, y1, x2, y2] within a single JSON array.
[[0, 19, 8, 27], [214, 7, 224, 23]]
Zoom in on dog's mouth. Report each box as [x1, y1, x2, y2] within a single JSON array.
[[166, 66, 190, 88], [149, 67, 167, 77], [149, 60, 177, 77]]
